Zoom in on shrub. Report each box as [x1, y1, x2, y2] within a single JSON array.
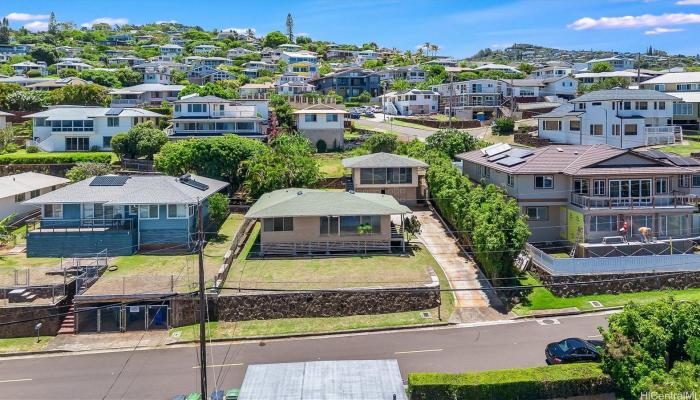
[[493, 118, 515, 135], [363, 132, 397, 153], [207, 193, 229, 225], [3, 143, 18, 153], [408, 364, 614, 400], [0, 152, 112, 165], [65, 162, 113, 182], [25, 145, 39, 153], [425, 128, 483, 158]]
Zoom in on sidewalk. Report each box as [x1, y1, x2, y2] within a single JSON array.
[[45, 331, 171, 352], [413, 209, 509, 323]]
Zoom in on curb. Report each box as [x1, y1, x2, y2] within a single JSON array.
[[512, 306, 623, 320], [168, 321, 453, 345], [0, 349, 71, 358]]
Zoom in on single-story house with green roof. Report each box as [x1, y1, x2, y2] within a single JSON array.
[[342, 152, 428, 205], [244, 188, 411, 256]]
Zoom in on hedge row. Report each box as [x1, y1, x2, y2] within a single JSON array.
[[0, 152, 113, 165], [408, 363, 615, 400]]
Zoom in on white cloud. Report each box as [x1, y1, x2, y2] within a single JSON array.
[[568, 13, 700, 30], [222, 27, 256, 35], [645, 27, 684, 34], [155, 20, 177, 24], [81, 17, 129, 28], [23, 21, 48, 32], [5, 12, 49, 21], [677, 0, 700, 5]]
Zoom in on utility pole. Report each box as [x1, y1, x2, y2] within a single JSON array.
[[448, 72, 454, 129], [197, 199, 208, 400]]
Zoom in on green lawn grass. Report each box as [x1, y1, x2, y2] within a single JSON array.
[[314, 148, 368, 178], [388, 119, 438, 131], [659, 141, 700, 156], [0, 336, 51, 354], [513, 273, 700, 316]]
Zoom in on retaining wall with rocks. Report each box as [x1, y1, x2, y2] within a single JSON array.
[[514, 133, 551, 148]]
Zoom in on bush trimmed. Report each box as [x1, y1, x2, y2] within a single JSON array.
[[408, 363, 614, 400], [0, 152, 113, 165]]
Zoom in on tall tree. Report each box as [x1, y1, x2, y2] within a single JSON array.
[[0, 18, 10, 45], [285, 13, 294, 42], [48, 12, 58, 35]]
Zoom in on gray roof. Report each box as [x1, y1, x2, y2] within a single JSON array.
[[342, 152, 428, 168], [573, 89, 678, 102], [174, 94, 229, 103], [0, 110, 12, 116], [503, 78, 546, 87], [245, 188, 410, 219], [25, 106, 163, 120], [535, 103, 584, 118], [110, 83, 185, 93], [24, 175, 228, 205], [0, 172, 69, 198], [238, 360, 407, 400]]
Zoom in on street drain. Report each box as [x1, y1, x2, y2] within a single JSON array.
[[421, 312, 432, 319], [536, 318, 560, 326], [589, 301, 603, 308]]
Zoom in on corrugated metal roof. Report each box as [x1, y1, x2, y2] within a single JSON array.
[[641, 72, 700, 85], [573, 89, 678, 102], [245, 188, 410, 219], [25, 106, 163, 120], [0, 173, 69, 199], [342, 152, 428, 168]]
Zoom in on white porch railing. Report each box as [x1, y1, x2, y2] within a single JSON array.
[[570, 192, 696, 210], [645, 125, 683, 145], [25, 137, 51, 152], [110, 98, 141, 106], [210, 110, 257, 118]]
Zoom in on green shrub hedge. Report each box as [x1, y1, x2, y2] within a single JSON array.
[[408, 363, 614, 400], [0, 152, 113, 165]]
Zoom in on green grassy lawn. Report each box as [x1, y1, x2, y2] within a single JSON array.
[[173, 243, 454, 340], [353, 124, 400, 136], [84, 214, 244, 295], [0, 336, 52, 354], [388, 119, 438, 131], [659, 141, 700, 156], [314, 148, 369, 178], [344, 130, 361, 140], [513, 273, 700, 316]]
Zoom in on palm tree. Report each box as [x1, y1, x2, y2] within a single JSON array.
[[422, 42, 432, 56], [430, 44, 440, 57], [0, 215, 15, 246]]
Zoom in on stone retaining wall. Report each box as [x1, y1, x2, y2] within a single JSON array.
[[394, 117, 481, 129], [531, 264, 700, 297], [514, 133, 551, 148], [0, 297, 70, 338], [0, 163, 75, 177]]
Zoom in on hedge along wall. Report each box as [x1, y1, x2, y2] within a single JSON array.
[[408, 363, 615, 400], [0, 152, 113, 165]]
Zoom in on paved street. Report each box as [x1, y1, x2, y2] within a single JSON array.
[[357, 115, 437, 140], [0, 312, 612, 399]]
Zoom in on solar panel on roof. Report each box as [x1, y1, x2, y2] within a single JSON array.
[[90, 175, 129, 186], [487, 153, 509, 162], [105, 108, 122, 116], [642, 149, 668, 159], [179, 175, 209, 191], [509, 148, 534, 158], [496, 156, 526, 167], [482, 143, 511, 157], [667, 155, 700, 166]]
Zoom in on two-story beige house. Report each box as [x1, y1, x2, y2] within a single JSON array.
[[457, 143, 700, 244], [341, 153, 428, 206], [244, 188, 411, 256]]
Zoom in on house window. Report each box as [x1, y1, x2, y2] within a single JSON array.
[[573, 179, 589, 194], [624, 124, 638, 135], [591, 102, 601, 106], [304, 114, 317, 122], [107, 117, 119, 127], [659, 101, 666, 110], [534, 175, 553, 189], [14, 193, 26, 202], [612, 125, 621, 136], [359, 168, 412, 184], [590, 215, 616, 232], [589, 124, 603, 136], [174, 105, 181, 112], [482, 166, 490, 178], [655, 178, 668, 194], [167, 204, 187, 218], [593, 180, 606, 196], [102, 136, 112, 148], [30, 189, 40, 198], [65, 137, 89, 151], [543, 121, 561, 131], [674, 103, 693, 115], [623, 101, 631, 110], [577, 103, 586, 110], [339, 215, 381, 235], [326, 114, 338, 122], [635, 101, 648, 110], [139, 205, 160, 219], [507, 174, 515, 187], [692, 175, 700, 188], [43, 204, 62, 219], [569, 120, 580, 131], [319, 216, 340, 236], [525, 206, 548, 221], [654, 84, 665, 91], [263, 217, 294, 232], [679, 175, 690, 188]]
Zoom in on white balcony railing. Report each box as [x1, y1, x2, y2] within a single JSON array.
[[210, 110, 257, 118], [570, 192, 696, 210], [110, 98, 141, 106], [645, 125, 683, 145]]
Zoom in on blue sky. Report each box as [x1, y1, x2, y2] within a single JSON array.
[[2, 0, 700, 57]]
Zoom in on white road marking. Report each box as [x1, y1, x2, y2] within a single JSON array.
[[193, 363, 243, 369], [0, 378, 32, 384], [395, 348, 443, 355], [586, 335, 603, 339]]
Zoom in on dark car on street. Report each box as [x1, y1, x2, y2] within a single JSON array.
[[545, 338, 601, 364]]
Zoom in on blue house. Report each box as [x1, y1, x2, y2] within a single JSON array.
[[23, 174, 228, 257], [309, 67, 382, 99]]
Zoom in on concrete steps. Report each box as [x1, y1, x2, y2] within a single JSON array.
[[58, 305, 75, 335]]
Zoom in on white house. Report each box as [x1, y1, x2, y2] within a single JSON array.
[[107, 56, 145, 67], [277, 81, 315, 95], [184, 56, 232, 68], [575, 70, 650, 84], [240, 82, 274, 97], [540, 76, 578, 99], [26, 106, 162, 152], [109, 83, 185, 107], [474, 63, 521, 74], [503, 79, 544, 101], [531, 65, 574, 79], [379, 66, 427, 84], [0, 172, 69, 223], [160, 44, 183, 56], [381, 89, 439, 116], [356, 50, 379, 64], [536, 89, 681, 149], [227, 47, 255, 58], [276, 72, 308, 86], [170, 94, 264, 138], [639, 72, 700, 130], [12, 61, 47, 76], [0, 110, 12, 128], [583, 56, 635, 72], [193, 44, 221, 55], [293, 104, 347, 150], [54, 60, 93, 74]]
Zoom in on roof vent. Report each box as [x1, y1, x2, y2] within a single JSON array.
[[556, 147, 563, 152], [574, 151, 579, 155]]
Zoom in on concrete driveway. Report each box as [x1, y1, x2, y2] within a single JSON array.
[[412, 208, 508, 323]]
